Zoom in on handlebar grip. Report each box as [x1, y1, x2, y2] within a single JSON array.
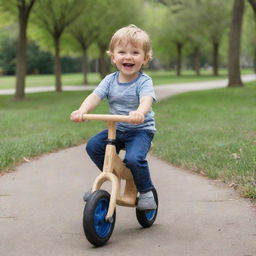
[[82, 114, 131, 123]]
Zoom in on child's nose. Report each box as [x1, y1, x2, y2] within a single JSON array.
[[124, 53, 132, 59]]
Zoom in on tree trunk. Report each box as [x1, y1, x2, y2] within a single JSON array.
[[193, 47, 201, 76], [212, 42, 219, 76], [99, 50, 108, 79], [176, 42, 182, 76], [99, 55, 107, 79], [82, 48, 88, 85], [15, 12, 28, 100], [247, 0, 256, 73], [227, 0, 244, 87], [248, 0, 256, 12], [14, 0, 36, 100], [254, 48, 256, 73], [54, 36, 62, 92]]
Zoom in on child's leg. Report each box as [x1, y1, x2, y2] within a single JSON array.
[[86, 129, 124, 171], [85, 130, 108, 171], [122, 130, 155, 193]]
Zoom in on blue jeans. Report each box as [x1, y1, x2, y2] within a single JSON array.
[[86, 129, 155, 193]]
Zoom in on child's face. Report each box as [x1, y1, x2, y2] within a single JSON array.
[[111, 40, 148, 81]]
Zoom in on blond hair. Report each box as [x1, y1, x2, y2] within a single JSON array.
[[107, 24, 152, 61]]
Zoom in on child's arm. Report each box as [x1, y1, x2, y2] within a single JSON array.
[[129, 96, 153, 124], [70, 92, 101, 122]]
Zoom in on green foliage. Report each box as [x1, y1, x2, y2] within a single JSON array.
[[242, 1, 256, 65], [0, 0, 256, 74], [145, 0, 232, 69], [0, 27, 17, 74], [143, 1, 174, 64], [0, 31, 80, 75], [65, 0, 102, 55], [30, 0, 86, 51], [0, 0, 18, 18], [27, 42, 53, 74], [94, 0, 144, 47]]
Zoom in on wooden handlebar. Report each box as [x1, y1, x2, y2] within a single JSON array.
[[82, 114, 131, 123]]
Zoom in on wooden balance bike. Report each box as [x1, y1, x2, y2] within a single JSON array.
[[81, 114, 158, 247]]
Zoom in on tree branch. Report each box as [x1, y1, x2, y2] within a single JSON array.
[[248, 0, 256, 12]]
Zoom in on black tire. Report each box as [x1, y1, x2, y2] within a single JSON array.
[[136, 189, 158, 228], [83, 190, 116, 247]]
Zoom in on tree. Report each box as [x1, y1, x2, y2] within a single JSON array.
[[227, 0, 245, 87], [32, 0, 85, 92], [163, 6, 190, 75], [248, 0, 256, 12], [157, 0, 200, 76], [15, 0, 36, 99], [94, 0, 144, 78], [143, 1, 174, 69], [181, 2, 206, 76], [0, 0, 37, 100], [68, 0, 101, 84], [247, 0, 256, 72], [199, 0, 230, 76]]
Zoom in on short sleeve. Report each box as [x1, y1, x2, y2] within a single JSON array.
[[137, 77, 157, 101], [93, 74, 112, 99]]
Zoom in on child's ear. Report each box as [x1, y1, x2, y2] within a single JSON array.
[[111, 53, 116, 64], [107, 50, 116, 64], [143, 55, 150, 65]]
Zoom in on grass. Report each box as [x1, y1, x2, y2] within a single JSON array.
[[0, 79, 255, 200], [0, 91, 107, 170], [0, 73, 101, 89], [154, 82, 256, 199], [149, 69, 227, 84], [0, 69, 253, 89]]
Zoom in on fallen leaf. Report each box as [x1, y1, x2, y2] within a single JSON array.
[[23, 157, 30, 163], [231, 153, 240, 159]]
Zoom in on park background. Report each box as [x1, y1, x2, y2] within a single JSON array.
[[0, 0, 255, 201]]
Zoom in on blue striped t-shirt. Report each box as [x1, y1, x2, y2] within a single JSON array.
[[94, 71, 156, 132]]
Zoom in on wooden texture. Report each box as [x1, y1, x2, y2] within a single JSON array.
[[82, 114, 130, 123], [89, 114, 137, 220]]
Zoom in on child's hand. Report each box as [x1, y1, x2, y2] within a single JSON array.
[[70, 110, 86, 122], [128, 111, 145, 124]]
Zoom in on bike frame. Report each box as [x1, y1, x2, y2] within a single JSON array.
[[83, 114, 138, 221]]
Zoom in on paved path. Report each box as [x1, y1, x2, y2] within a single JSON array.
[[1, 74, 256, 98], [1, 74, 256, 256]]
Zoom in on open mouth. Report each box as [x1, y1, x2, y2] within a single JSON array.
[[123, 63, 135, 67]]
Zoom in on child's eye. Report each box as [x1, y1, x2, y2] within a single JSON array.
[[133, 51, 139, 55], [118, 51, 125, 54]]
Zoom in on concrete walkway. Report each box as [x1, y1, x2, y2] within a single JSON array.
[[1, 74, 256, 256], [1, 73, 256, 98]]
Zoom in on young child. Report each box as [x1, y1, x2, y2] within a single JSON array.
[[70, 24, 157, 210]]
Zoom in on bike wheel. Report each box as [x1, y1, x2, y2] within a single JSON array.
[[136, 189, 158, 228], [83, 190, 116, 246]]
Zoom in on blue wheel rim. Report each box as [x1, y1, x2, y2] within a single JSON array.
[[145, 209, 156, 221], [94, 198, 112, 238]]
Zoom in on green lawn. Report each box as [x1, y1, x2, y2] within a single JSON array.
[[0, 73, 101, 89], [0, 91, 107, 170], [0, 81, 255, 200], [154, 82, 256, 199], [0, 69, 253, 89]]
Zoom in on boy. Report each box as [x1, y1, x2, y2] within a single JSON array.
[[70, 24, 157, 210]]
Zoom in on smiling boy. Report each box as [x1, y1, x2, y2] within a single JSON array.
[[70, 24, 157, 210]]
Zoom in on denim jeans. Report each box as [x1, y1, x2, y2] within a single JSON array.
[[86, 129, 155, 193]]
